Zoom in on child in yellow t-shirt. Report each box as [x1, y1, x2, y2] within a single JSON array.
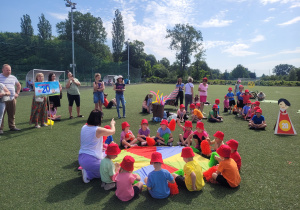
[[173, 147, 205, 191]]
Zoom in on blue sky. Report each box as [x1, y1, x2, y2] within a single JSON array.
[[1, 0, 300, 76]]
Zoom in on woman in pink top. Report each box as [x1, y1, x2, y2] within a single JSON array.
[[198, 77, 208, 114]]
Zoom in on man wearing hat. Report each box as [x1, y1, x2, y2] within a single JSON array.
[[212, 145, 241, 188], [113, 75, 126, 118], [173, 147, 205, 191], [249, 109, 267, 130]]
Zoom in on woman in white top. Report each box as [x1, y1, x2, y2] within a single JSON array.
[[184, 76, 194, 112], [78, 110, 116, 183], [0, 83, 10, 134]]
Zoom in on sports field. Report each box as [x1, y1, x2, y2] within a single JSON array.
[[1, 84, 299, 209]]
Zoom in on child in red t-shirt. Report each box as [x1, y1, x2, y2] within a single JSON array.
[[226, 139, 241, 171], [241, 89, 251, 106]]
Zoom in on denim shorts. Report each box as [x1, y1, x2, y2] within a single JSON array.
[[93, 91, 104, 103]]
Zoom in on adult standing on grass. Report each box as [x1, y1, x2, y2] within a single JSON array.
[[48, 73, 62, 111], [184, 76, 194, 112], [79, 110, 116, 183], [66, 70, 83, 119], [198, 77, 208, 115], [0, 64, 21, 133], [114, 75, 126, 119], [29, 73, 48, 128], [174, 77, 184, 108], [0, 82, 11, 134]]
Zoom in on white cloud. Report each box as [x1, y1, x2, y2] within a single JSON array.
[[204, 41, 231, 49], [290, 2, 300, 8], [278, 16, 300, 26], [260, 0, 300, 8], [263, 17, 274, 22], [48, 12, 68, 20], [259, 47, 300, 59], [223, 44, 258, 56], [251, 35, 265, 42], [268, 8, 276, 11], [200, 10, 233, 28]]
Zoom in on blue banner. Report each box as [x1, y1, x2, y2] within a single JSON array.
[[35, 81, 60, 97]]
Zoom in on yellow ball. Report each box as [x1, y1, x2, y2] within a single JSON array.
[[47, 119, 54, 126]]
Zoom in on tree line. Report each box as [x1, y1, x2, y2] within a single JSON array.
[[0, 10, 298, 82]]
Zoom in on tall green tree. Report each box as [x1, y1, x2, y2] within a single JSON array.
[[272, 64, 294, 76], [166, 24, 204, 71], [231, 64, 249, 78], [145, 54, 157, 67], [112, 9, 125, 62], [288, 69, 297, 81], [37, 13, 52, 40], [159, 57, 170, 69], [20, 14, 34, 37], [122, 40, 146, 68]]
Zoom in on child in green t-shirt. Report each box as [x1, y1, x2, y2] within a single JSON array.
[[208, 104, 223, 123]]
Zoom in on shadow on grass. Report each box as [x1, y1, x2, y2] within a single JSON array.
[[170, 187, 203, 204], [0, 127, 37, 141], [84, 185, 112, 205], [208, 183, 240, 198], [46, 177, 92, 203], [62, 160, 79, 171]]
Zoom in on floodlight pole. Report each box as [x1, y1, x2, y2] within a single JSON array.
[[127, 39, 130, 82]]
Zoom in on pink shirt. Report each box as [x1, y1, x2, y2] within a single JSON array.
[[193, 130, 208, 140], [183, 127, 193, 139], [115, 173, 137, 201], [223, 99, 229, 108], [198, 83, 208, 96]]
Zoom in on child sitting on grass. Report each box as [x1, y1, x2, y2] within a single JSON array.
[[208, 104, 223, 122], [100, 143, 121, 190], [177, 104, 188, 122], [241, 100, 252, 120], [226, 87, 235, 114], [103, 125, 114, 145], [120, 122, 138, 148], [115, 155, 143, 201], [142, 94, 153, 113], [48, 102, 61, 121], [226, 139, 241, 171], [136, 119, 152, 146], [223, 95, 229, 112], [177, 120, 193, 147], [186, 121, 209, 150], [192, 103, 204, 122], [249, 109, 267, 130], [154, 120, 174, 146], [173, 147, 205, 191], [208, 131, 224, 152], [144, 152, 175, 199], [189, 103, 195, 119], [214, 98, 220, 114], [212, 145, 241, 188]]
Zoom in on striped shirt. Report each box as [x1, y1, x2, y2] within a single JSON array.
[[0, 74, 19, 100]]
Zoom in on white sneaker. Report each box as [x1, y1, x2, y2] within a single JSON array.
[[141, 142, 147, 146], [82, 169, 90, 183], [104, 182, 116, 190]]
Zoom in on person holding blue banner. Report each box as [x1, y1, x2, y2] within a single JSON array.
[[30, 73, 48, 128]]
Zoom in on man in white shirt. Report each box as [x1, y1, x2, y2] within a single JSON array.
[[0, 64, 22, 133]]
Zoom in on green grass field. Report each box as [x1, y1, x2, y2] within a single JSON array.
[[1, 84, 299, 209]]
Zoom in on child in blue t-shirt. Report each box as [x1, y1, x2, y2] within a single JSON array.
[[236, 85, 244, 114], [242, 100, 251, 120], [144, 152, 175, 199], [249, 109, 267, 130], [154, 120, 174, 146], [226, 87, 235, 114]]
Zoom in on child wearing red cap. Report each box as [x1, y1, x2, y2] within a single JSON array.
[[226, 87, 235, 114], [103, 125, 114, 145], [241, 100, 252, 120], [212, 145, 241, 188], [189, 103, 195, 120], [208, 131, 224, 151], [177, 104, 188, 122], [173, 147, 205, 191], [249, 109, 267, 130], [154, 120, 174, 146], [186, 121, 209, 150], [115, 155, 143, 201], [241, 89, 251, 107], [214, 99, 220, 115], [137, 119, 152, 146], [223, 95, 229, 113], [144, 152, 175, 199], [236, 85, 244, 113], [192, 103, 204, 122], [120, 122, 138, 148], [100, 143, 121, 190], [208, 105, 223, 123], [177, 120, 193, 146], [226, 139, 241, 171]]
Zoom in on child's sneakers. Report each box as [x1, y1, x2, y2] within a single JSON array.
[[81, 169, 90, 184], [77, 166, 83, 171], [104, 182, 116, 190]]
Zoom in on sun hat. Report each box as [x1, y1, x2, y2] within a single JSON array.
[[224, 95, 228, 99], [120, 155, 135, 171], [181, 147, 195, 158], [118, 75, 123, 80], [245, 89, 249, 93], [239, 85, 243, 88], [226, 139, 239, 150], [254, 101, 260, 106], [184, 121, 193, 128], [196, 121, 204, 130], [180, 104, 185, 109], [247, 100, 252, 104], [104, 125, 111, 129], [203, 77, 208, 81], [190, 103, 195, 109], [213, 131, 224, 140], [121, 121, 130, 130], [256, 109, 262, 114], [228, 87, 232, 91], [216, 145, 231, 158], [215, 99, 220, 104], [141, 119, 148, 125], [212, 104, 218, 109], [150, 152, 164, 164], [160, 119, 168, 126], [254, 106, 260, 111], [196, 103, 201, 107], [105, 143, 121, 155]]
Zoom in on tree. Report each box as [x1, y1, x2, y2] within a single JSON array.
[[145, 54, 157, 67], [37, 13, 52, 40], [20, 14, 34, 37], [153, 64, 169, 78], [159, 57, 170, 69], [122, 40, 146, 68], [112, 9, 125, 62], [272, 64, 294, 76], [141, 60, 152, 77], [166, 24, 204, 71], [288, 69, 297, 81], [231, 64, 249, 78]]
